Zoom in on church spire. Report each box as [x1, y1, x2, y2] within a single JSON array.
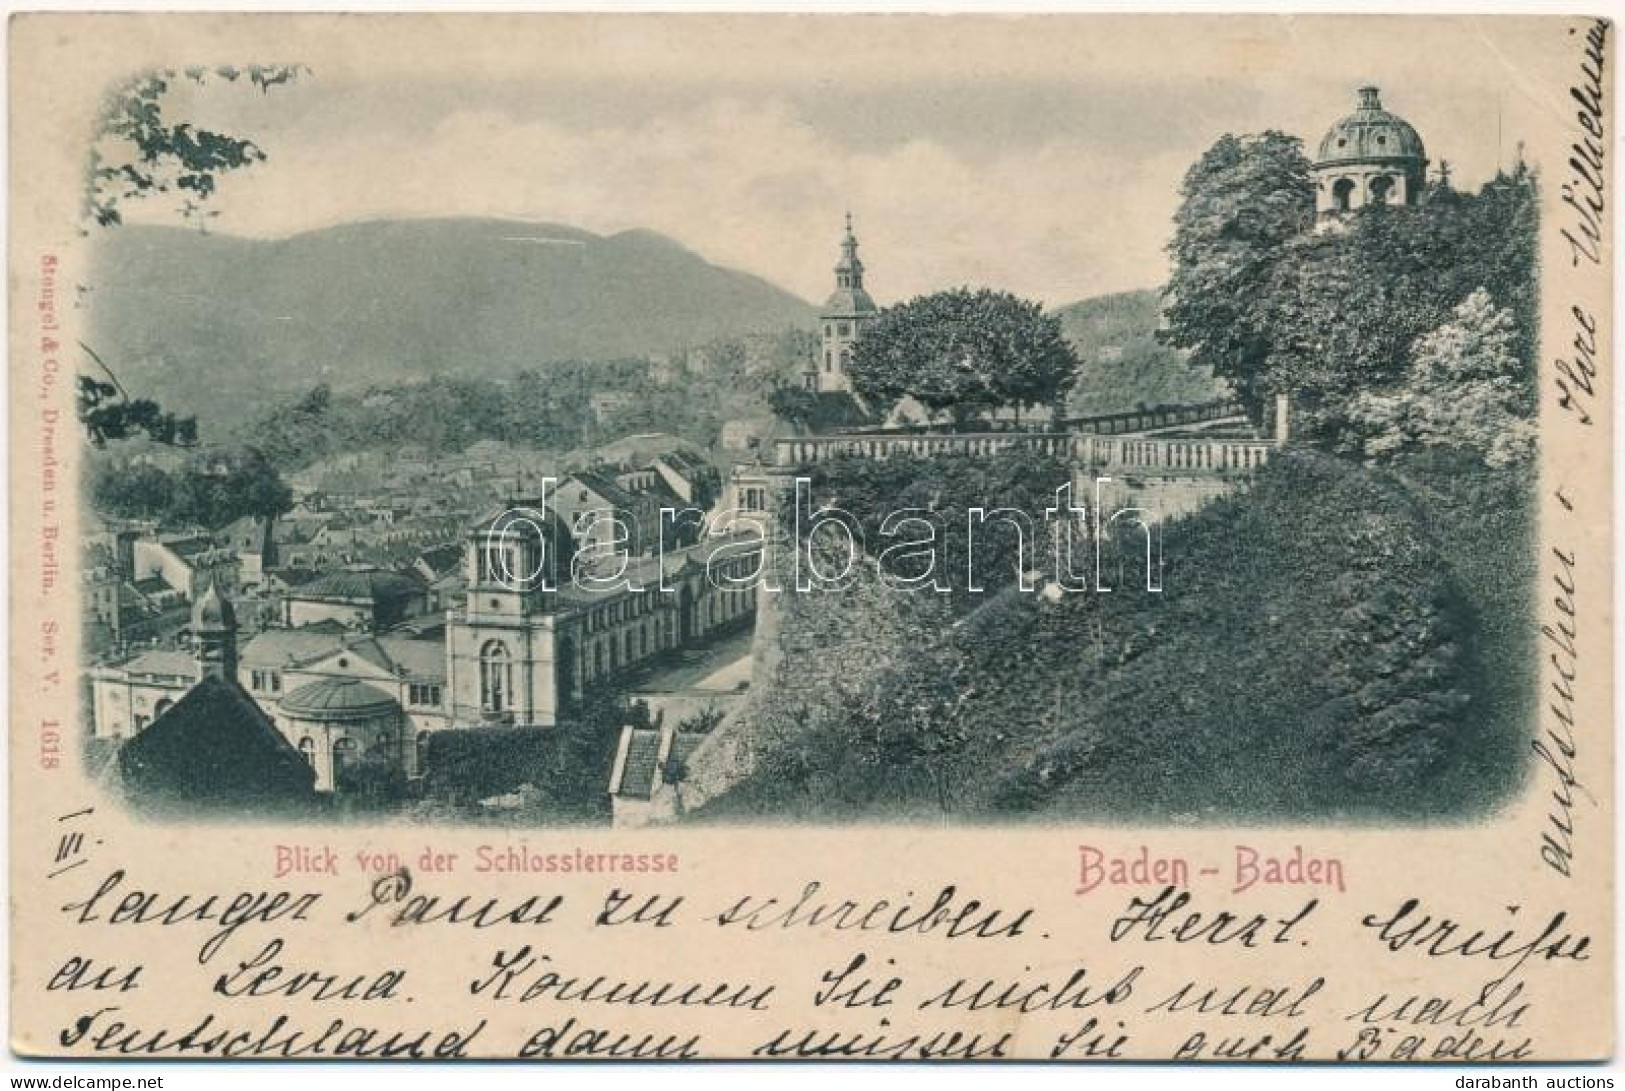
[[835, 212, 864, 291]]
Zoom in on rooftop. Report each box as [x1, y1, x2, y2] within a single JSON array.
[[280, 677, 400, 721]]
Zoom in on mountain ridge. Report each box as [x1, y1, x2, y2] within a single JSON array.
[[84, 218, 820, 432]]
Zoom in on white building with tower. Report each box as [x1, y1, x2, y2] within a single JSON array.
[[806, 214, 879, 393]]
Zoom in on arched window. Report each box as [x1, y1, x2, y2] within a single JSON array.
[[153, 697, 174, 718], [333, 737, 357, 780], [298, 737, 316, 766], [479, 640, 512, 713], [1332, 177, 1356, 212], [1369, 175, 1395, 204]]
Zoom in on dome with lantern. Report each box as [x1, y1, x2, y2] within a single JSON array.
[[1311, 86, 1430, 223], [1316, 85, 1426, 167]]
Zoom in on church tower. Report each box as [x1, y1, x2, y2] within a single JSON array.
[[192, 579, 238, 682], [1312, 86, 1428, 229], [811, 214, 879, 392], [445, 506, 576, 727]]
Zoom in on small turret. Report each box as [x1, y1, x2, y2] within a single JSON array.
[[192, 579, 238, 682]]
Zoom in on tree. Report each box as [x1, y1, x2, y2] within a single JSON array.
[[842, 640, 974, 814], [849, 288, 1081, 423], [1159, 131, 1315, 418], [78, 344, 198, 448], [168, 446, 294, 528], [79, 65, 304, 449], [85, 65, 305, 229], [1255, 170, 1538, 446], [1345, 289, 1535, 468], [1162, 128, 1538, 449], [88, 458, 175, 520]]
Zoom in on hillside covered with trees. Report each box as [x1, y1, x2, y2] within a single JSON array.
[[232, 328, 815, 471]]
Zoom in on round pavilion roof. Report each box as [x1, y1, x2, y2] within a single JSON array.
[[279, 678, 400, 722]]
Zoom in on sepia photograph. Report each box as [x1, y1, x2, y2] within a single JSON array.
[[7, 10, 1614, 1068]]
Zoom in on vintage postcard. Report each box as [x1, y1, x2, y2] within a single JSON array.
[[7, 12, 1615, 1064]]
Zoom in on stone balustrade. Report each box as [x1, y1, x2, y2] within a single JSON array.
[[772, 428, 1275, 478]]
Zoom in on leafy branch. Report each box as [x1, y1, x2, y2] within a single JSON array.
[[77, 341, 197, 448], [84, 64, 307, 230]]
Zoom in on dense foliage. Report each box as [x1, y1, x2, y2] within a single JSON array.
[[90, 445, 292, 528], [1162, 131, 1538, 455], [86, 65, 303, 229], [1346, 289, 1535, 468], [245, 329, 813, 471], [848, 288, 1081, 422], [78, 374, 198, 449], [1054, 290, 1228, 417], [1160, 131, 1315, 418], [722, 134, 1540, 824], [418, 698, 634, 821], [797, 449, 1073, 609]]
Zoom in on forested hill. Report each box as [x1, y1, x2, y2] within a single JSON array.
[[1054, 289, 1229, 415], [83, 219, 818, 429]]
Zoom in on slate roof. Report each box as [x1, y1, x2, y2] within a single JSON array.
[[1316, 86, 1426, 166], [280, 678, 399, 722], [567, 471, 642, 511], [239, 629, 446, 682], [120, 650, 197, 680], [163, 536, 220, 560], [289, 568, 423, 604], [375, 636, 446, 680], [821, 286, 879, 317], [117, 677, 316, 808], [241, 629, 351, 669], [416, 544, 463, 578]]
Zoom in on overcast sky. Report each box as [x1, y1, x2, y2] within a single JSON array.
[[130, 15, 1551, 306]]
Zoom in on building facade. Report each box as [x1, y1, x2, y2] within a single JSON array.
[[91, 507, 760, 794]]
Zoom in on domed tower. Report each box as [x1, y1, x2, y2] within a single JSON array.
[[1313, 86, 1428, 227], [813, 214, 879, 393], [191, 579, 238, 682], [446, 504, 577, 727]]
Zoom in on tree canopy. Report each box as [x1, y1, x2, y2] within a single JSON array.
[[1161, 130, 1538, 449], [92, 446, 293, 528], [1345, 289, 1535, 468], [1159, 131, 1315, 418], [86, 65, 305, 230], [78, 65, 305, 451], [848, 288, 1081, 422]]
